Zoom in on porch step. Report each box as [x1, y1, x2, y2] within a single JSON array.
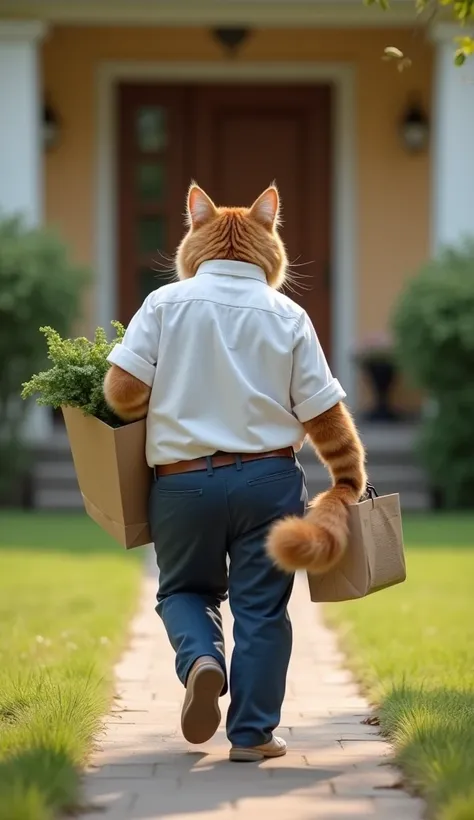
[[34, 487, 83, 510], [32, 421, 429, 512], [302, 462, 430, 512], [32, 430, 84, 510], [34, 461, 78, 482], [299, 421, 429, 511]]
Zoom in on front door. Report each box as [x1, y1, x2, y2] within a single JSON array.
[[118, 83, 332, 355]]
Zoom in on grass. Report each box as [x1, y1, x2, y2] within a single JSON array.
[[0, 512, 143, 820], [326, 514, 474, 820]]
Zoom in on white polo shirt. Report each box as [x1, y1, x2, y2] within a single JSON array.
[[107, 260, 346, 466]]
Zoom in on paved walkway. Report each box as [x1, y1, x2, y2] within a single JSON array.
[[82, 550, 424, 820]]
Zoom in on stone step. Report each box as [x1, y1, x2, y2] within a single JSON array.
[[34, 461, 77, 482], [303, 461, 426, 487], [37, 423, 419, 454], [304, 480, 429, 511], [32, 421, 428, 510], [303, 471, 430, 511], [34, 483, 429, 512], [357, 423, 419, 453], [34, 440, 73, 463], [34, 487, 84, 510], [299, 438, 418, 465]]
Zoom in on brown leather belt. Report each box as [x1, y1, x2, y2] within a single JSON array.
[[155, 447, 294, 477]]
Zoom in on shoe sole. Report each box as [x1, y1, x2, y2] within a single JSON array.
[[181, 663, 225, 745], [229, 745, 287, 763]]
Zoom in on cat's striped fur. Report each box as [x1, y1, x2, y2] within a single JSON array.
[[266, 403, 366, 574], [104, 184, 366, 574]]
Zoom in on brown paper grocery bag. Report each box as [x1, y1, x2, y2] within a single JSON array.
[[308, 491, 406, 603], [62, 406, 152, 549]]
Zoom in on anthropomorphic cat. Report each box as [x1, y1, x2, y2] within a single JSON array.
[[104, 184, 366, 761]]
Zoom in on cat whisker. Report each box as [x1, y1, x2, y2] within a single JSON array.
[[287, 256, 315, 269], [149, 263, 179, 282], [285, 269, 314, 287], [155, 249, 176, 264], [286, 269, 313, 281], [150, 262, 177, 275], [281, 279, 313, 296]]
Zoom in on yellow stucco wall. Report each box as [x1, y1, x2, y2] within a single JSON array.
[[42, 25, 432, 407]]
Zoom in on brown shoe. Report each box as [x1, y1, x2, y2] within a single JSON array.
[[229, 735, 287, 762], [181, 656, 225, 744]]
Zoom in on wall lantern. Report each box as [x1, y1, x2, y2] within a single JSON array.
[[400, 99, 429, 154], [43, 104, 60, 151]]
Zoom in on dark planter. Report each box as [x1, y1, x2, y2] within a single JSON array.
[[0, 469, 33, 509], [362, 359, 399, 422], [430, 486, 445, 511]]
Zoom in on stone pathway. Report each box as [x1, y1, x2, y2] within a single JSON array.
[[82, 550, 424, 820]]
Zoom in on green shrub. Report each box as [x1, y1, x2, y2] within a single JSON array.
[[419, 392, 474, 509], [22, 323, 125, 428], [392, 241, 474, 394], [392, 240, 474, 507], [0, 215, 88, 495]]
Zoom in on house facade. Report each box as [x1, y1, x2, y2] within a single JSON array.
[[1, 1, 473, 442]]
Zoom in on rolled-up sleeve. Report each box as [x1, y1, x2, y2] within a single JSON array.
[[291, 311, 346, 423], [106, 294, 160, 388]]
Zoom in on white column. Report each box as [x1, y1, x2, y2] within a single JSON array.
[[431, 24, 474, 252], [0, 21, 52, 440]]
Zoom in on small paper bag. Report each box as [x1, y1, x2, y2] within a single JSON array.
[[62, 406, 152, 548], [308, 490, 406, 603]]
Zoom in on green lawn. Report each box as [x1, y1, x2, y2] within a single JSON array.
[[326, 514, 474, 820], [0, 512, 143, 820]]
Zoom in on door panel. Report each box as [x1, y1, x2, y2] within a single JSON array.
[[118, 83, 332, 355], [117, 85, 190, 321], [192, 85, 331, 355]]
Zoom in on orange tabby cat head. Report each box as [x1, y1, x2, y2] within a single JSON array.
[[175, 183, 288, 289]]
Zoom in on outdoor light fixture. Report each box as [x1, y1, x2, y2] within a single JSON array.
[[42, 104, 60, 151], [400, 99, 429, 154], [212, 27, 251, 55]]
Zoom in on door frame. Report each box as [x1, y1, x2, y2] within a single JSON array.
[[96, 60, 357, 405]]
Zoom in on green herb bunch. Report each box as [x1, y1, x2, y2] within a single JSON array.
[[21, 322, 126, 427]]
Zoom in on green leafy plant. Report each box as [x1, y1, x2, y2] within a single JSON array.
[[419, 391, 474, 508], [393, 241, 474, 394], [392, 240, 474, 507], [22, 323, 125, 428], [0, 215, 87, 497], [365, 0, 474, 65]]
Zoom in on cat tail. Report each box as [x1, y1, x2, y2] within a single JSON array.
[[104, 364, 151, 421], [266, 403, 366, 575]]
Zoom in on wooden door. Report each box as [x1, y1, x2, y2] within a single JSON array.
[[118, 83, 332, 354]]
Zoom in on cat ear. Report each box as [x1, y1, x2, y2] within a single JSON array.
[[249, 185, 280, 229], [187, 184, 218, 228]]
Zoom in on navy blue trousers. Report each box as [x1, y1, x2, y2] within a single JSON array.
[[149, 455, 307, 748]]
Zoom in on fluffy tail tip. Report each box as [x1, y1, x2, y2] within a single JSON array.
[[266, 515, 348, 575]]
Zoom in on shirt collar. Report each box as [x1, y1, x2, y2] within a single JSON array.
[[196, 260, 267, 283]]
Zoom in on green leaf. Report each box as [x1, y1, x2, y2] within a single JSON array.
[[21, 322, 126, 427]]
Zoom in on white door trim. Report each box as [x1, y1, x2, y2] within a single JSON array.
[[96, 60, 357, 404]]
